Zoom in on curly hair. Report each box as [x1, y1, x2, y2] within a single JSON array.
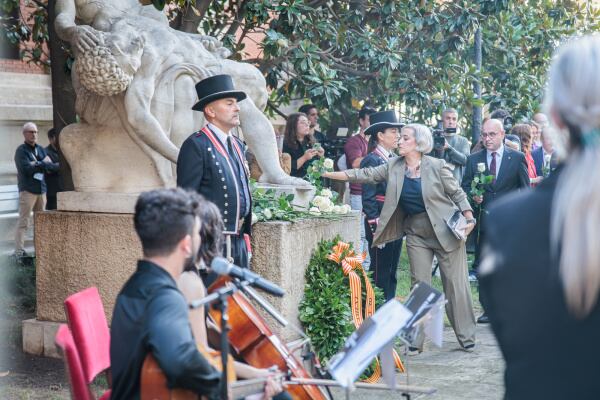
[[195, 200, 225, 269], [75, 39, 133, 96]]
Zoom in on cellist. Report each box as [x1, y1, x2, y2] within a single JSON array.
[[110, 188, 221, 399], [177, 196, 289, 400]]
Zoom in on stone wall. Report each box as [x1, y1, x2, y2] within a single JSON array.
[[28, 209, 360, 355]]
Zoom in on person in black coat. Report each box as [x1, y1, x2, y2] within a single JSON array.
[[360, 118, 403, 301], [44, 128, 61, 210], [479, 35, 600, 399], [177, 75, 252, 271], [461, 118, 529, 323]]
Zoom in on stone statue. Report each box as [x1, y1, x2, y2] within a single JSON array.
[[54, 0, 308, 192]]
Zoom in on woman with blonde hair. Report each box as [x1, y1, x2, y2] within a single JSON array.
[[323, 111, 477, 352], [480, 35, 600, 399]]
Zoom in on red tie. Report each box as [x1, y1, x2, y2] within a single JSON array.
[[490, 152, 497, 183]]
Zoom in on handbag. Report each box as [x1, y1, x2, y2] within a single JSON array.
[[444, 210, 468, 241]]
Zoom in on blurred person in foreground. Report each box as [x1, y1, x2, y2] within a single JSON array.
[[323, 118, 477, 352], [479, 35, 600, 399]]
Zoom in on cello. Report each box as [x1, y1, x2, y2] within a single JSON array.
[[207, 276, 328, 400]]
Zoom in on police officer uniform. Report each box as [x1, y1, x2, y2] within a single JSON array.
[[360, 111, 404, 301]]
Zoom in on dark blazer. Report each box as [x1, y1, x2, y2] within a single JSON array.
[[461, 147, 529, 230], [360, 149, 389, 221], [177, 127, 252, 235], [14, 143, 58, 194], [479, 167, 600, 399]]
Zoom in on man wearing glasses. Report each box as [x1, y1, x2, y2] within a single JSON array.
[[462, 118, 529, 323], [13, 122, 59, 258]]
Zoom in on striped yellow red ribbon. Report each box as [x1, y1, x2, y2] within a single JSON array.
[[327, 241, 405, 382]]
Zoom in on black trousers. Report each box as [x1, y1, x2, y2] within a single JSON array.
[[202, 233, 250, 288], [364, 218, 403, 301], [46, 194, 57, 210]]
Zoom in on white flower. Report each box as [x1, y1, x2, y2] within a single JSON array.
[[477, 162, 486, 173], [317, 198, 333, 213], [309, 207, 321, 216], [323, 158, 334, 170], [251, 212, 258, 225], [263, 208, 273, 220], [332, 205, 344, 214], [544, 154, 552, 164], [312, 195, 326, 208], [320, 188, 333, 199], [342, 204, 352, 214]]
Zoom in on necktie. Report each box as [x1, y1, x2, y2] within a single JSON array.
[[490, 152, 497, 183]]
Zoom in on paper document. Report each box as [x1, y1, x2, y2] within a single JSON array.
[[328, 300, 412, 387]]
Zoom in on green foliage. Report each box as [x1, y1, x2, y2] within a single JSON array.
[[0, 255, 37, 315], [4, 0, 600, 133], [0, 0, 49, 67], [299, 236, 383, 367]]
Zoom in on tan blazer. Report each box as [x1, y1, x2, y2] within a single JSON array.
[[345, 155, 472, 252]]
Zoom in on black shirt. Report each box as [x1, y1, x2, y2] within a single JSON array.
[[14, 143, 57, 194], [399, 177, 426, 215], [110, 260, 221, 400], [283, 139, 313, 178]]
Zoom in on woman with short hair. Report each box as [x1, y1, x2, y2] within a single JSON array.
[[480, 34, 600, 399], [324, 113, 477, 352]]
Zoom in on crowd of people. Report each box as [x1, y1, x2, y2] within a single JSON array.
[[11, 32, 600, 399]]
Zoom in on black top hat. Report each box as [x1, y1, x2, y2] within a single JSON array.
[[192, 74, 247, 111], [364, 110, 404, 136]]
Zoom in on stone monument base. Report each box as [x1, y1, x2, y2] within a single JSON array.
[[23, 209, 360, 357]]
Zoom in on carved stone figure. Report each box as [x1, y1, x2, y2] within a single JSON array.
[[54, 0, 308, 192]]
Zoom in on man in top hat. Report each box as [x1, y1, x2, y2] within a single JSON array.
[[177, 74, 252, 271]]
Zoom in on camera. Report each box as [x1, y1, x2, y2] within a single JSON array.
[[431, 121, 446, 158]]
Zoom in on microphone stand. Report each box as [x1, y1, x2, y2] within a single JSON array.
[[189, 284, 243, 400]]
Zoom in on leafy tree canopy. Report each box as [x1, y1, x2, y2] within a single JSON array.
[[2, 0, 599, 133]]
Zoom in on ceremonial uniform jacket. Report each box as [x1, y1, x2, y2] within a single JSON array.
[[360, 147, 391, 222], [177, 126, 252, 235]]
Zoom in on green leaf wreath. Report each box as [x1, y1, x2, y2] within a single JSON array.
[[299, 236, 383, 377]]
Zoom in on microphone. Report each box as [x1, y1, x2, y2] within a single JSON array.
[[210, 257, 285, 297]]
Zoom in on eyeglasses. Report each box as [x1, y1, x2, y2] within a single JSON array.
[[481, 131, 500, 138]]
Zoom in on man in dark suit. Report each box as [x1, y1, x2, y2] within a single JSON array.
[[531, 128, 557, 177], [177, 75, 252, 271], [462, 118, 529, 323]]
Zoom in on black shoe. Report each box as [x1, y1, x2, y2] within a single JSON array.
[[462, 343, 475, 352], [477, 314, 490, 324]]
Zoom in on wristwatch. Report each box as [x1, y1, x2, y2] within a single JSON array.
[[466, 218, 477, 225]]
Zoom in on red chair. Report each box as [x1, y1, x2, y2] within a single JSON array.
[[55, 324, 93, 400], [64, 287, 111, 400]]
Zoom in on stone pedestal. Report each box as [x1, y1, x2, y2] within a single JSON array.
[[35, 211, 142, 323], [23, 208, 360, 356]]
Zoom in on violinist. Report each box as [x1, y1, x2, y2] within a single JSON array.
[[177, 196, 288, 399], [110, 188, 221, 399]]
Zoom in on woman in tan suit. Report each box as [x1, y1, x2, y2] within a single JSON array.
[[324, 117, 477, 351]]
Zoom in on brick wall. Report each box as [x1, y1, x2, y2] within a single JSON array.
[[0, 58, 45, 74]]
